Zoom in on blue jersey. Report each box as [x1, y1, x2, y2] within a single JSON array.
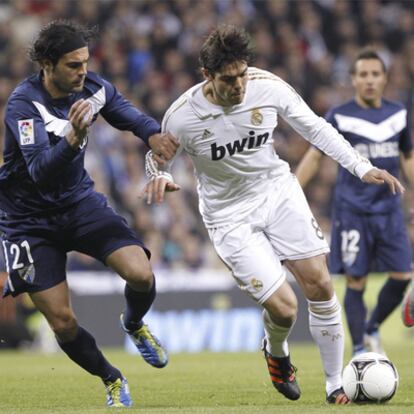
[[326, 99, 412, 213], [0, 71, 160, 217]]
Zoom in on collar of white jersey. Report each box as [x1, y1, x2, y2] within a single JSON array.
[[187, 80, 247, 120]]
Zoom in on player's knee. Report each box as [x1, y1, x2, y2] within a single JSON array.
[[278, 302, 297, 326], [303, 273, 334, 301], [346, 276, 366, 291], [292, 256, 333, 300], [49, 310, 78, 342], [264, 291, 298, 326], [308, 294, 342, 326], [121, 263, 154, 291]]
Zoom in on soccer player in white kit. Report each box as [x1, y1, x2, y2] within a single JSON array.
[[143, 26, 404, 404]]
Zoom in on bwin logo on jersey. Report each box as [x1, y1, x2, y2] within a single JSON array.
[[211, 130, 269, 161]]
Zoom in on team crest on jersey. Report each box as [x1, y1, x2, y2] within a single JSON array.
[[18, 119, 35, 145], [251, 108, 263, 126], [18, 263, 36, 284], [250, 278, 263, 292]]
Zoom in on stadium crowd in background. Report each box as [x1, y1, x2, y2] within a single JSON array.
[[0, 0, 413, 272]]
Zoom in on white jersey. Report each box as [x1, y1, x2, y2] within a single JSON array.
[[162, 67, 373, 228]]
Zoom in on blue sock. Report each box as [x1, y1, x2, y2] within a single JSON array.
[[58, 326, 122, 382], [366, 278, 410, 334], [344, 287, 366, 351], [123, 278, 156, 331]]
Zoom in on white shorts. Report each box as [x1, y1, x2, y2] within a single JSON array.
[[207, 174, 329, 304]]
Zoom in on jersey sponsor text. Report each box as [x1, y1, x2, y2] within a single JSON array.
[[211, 130, 269, 160]]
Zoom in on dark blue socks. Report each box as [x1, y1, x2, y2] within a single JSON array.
[[123, 278, 156, 331], [366, 278, 410, 334], [58, 326, 122, 382], [344, 287, 366, 353], [345, 278, 410, 354]]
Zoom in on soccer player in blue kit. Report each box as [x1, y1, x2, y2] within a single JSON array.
[[296, 49, 414, 356], [0, 21, 178, 407]]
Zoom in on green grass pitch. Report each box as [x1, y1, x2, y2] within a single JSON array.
[[0, 275, 413, 413]]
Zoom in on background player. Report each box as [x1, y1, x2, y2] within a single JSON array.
[[0, 20, 178, 407], [142, 26, 404, 404], [296, 49, 414, 356]]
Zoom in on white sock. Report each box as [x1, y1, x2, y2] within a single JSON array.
[[308, 294, 344, 395], [262, 309, 295, 357]]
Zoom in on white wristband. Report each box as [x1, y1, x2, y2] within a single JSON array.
[[354, 162, 376, 180], [145, 150, 175, 183]]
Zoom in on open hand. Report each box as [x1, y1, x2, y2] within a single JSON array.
[[140, 175, 181, 204], [362, 168, 405, 195]]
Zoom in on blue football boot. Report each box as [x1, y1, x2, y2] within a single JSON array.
[[120, 314, 168, 368], [104, 377, 133, 408]]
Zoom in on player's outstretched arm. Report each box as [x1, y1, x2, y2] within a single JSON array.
[[295, 146, 324, 188], [361, 168, 405, 195], [148, 132, 179, 166], [141, 150, 180, 204]]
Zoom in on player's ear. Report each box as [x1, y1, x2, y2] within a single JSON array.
[[202, 68, 213, 81], [41, 59, 53, 74]]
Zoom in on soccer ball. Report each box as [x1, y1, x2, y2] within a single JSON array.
[[342, 352, 399, 403]]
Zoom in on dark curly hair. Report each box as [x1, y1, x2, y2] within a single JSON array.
[[199, 25, 255, 75], [28, 20, 97, 66]]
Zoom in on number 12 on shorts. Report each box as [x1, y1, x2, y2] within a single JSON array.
[[340, 230, 360, 267]]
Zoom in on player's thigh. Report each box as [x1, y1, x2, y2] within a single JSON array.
[[208, 223, 286, 304], [374, 209, 412, 273], [69, 193, 150, 266], [265, 175, 329, 260], [1, 234, 66, 298], [329, 208, 370, 277]]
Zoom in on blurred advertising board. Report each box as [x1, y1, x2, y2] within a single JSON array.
[[68, 269, 312, 352]]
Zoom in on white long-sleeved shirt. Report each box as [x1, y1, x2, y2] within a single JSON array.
[[162, 67, 373, 228]]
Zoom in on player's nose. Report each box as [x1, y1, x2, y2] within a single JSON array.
[[234, 77, 243, 90], [79, 62, 87, 76]]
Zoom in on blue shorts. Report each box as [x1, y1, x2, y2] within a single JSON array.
[[329, 207, 412, 277], [0, 192, 149, 297]]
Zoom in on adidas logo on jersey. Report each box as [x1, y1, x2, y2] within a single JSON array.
[[211, 130, 269, 160], [202, 129, 213, 139]]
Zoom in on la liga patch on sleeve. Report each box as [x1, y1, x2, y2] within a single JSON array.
[[18, 119, 35, 145]]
